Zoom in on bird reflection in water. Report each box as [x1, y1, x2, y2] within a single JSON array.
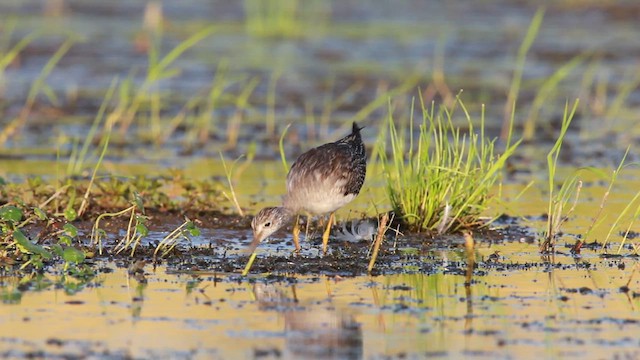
[[253, 283, 363, 359]]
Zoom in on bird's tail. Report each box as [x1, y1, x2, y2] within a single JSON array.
[[352, 121, 365, 133]]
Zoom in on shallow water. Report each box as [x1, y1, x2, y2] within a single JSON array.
[[2, 1, 640, 358], [3, 168, 640, 358], [1, 0, 639, 165], [2, 252, 639, 359]]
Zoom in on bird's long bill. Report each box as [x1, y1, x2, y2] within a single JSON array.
[[243, 234, 261, 255], [241, 235, 261, 276]]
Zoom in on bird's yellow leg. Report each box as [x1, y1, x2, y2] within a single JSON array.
[[322, 212, 335, 255], [292, 215, 301, 253]]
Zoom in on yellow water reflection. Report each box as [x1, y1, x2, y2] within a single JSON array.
[[3, 162, 640, 358], [1, 250, 639, 359]]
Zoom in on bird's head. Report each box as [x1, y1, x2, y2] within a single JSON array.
[[247, 206, 292, 253]]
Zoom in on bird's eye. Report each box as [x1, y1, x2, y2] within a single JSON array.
[[264, 222, 271, 227]]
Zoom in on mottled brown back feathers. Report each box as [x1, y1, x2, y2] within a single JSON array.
[[286, 122, 366, 198]]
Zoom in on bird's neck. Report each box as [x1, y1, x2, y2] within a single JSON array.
[[281, 196, 299, 214], [275, 205, 295, 222]]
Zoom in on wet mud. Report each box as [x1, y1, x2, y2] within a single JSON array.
[[11, 207, 552, 279], [2, 1, 640, 358]]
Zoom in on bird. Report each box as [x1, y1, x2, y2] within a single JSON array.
[[249, 122, 366, 255]]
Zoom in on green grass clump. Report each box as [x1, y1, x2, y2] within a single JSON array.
[[378, 94, 519, 233]]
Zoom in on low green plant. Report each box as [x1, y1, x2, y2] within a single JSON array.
[[1, 173, 225, 218], [66, 77, 118, 177], [378, 94, 520, 233], [539, 100, 581, 253], [0, 202, 91, 271], [0, 206, 51, 270]]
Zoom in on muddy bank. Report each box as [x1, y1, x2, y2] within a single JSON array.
[[7, 205, 544, 277]]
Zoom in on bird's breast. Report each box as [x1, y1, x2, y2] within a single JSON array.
[[284, 177, 357, 215]]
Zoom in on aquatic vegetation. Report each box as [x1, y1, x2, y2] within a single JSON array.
[[501, 8, 544, 141], [537, 102, 638, 254], [0, 35, 75, 146], [0, 21, 38, 94], [523, 54, 587, 140], [2, 3, 640, 358], [0, 2, 638, 282], [601, 161, 640, 254], [0, 203, 89, 272], [0, 173, 223, 268], [539, 100, 581, 253], [65, 78, 118, 178], [220, 153, 245, 216], [378, 94, 519, 234], [112, 25, 217, 142]]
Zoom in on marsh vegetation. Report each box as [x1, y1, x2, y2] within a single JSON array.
[[1, 0, 640, 358]]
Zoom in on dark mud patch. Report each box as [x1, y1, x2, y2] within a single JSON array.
[[15, 207, 624, 281], [9, 208, 549, 278]]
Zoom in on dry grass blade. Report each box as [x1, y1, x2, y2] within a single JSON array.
[[153, 219, 192, 260], [0, 36, 75, 145], [91, 205, 136, 255], [464, 231, 475, 286], [367, 212, 390, 274], [220, 153, 245, 217]]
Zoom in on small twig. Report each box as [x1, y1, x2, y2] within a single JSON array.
[[219, 152, 244, 217], [153, 219, 192, 260], [279, 123, 292, 173], [625, 264, 639, 289], [114, 205, 137, 254], [37, 184, 71, 210], [463, 231, 475, 286], [436, 202, 451, 235], [91, 205, 136, 254], [368, 212, 389, 274], [558, 180, 582, 231], [78, 129, 111, 217]]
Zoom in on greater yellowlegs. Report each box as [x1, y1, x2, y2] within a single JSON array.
[[250, 122, 366, 255]]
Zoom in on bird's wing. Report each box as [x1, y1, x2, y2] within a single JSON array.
[[286, 142, 365, 197]]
